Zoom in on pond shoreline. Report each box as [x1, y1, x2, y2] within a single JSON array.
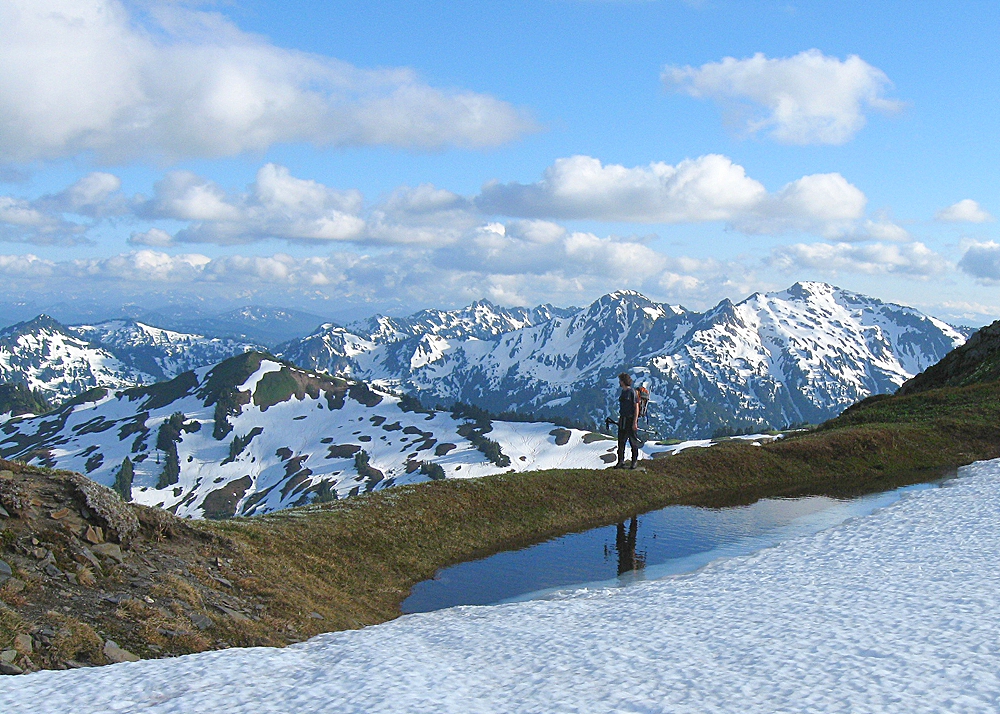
[[403, 477, 950, 613], [207, 381, 1000, 644]]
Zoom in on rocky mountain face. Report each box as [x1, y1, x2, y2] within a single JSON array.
[[0, 353, 626, 518], [71, 320, 260, 383], [0, 460, 305, 673], [0, 316, 146, 402], [277, 300, 578, 380], [275, 283, 968, 438], [0, 316, 259, 402]]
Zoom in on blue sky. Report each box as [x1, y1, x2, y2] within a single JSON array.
[[0, 0, 997, 325]]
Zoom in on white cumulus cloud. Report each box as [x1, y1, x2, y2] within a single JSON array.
[[958, 240, 1000, 283], [133, 164, 366, 245], [365, 184, 479, 246], [0, 171, 131, 244], [0, 195, 88, 245], [935, 199, 994, 224], [732, 172, 867, 237], [129, 228, 175, 248], [477, 154, 868, 237], [769, 241, 947, 277], [477, 154, 766, 223], [437, 220, 670, 281], [663, 49, 902, 145], [0, 0, 536, 163]]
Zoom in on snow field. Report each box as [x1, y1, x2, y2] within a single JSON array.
[[6, 458, 1000, 713]]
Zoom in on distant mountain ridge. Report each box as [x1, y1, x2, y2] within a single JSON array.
[[344, 300, 579, 343], [0, 284, 970, 438], [274, 282, 968, 438], [141, 306, 326, 347], [0, 315, 260, 401]]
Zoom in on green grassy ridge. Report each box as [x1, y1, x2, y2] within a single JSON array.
[[898, 320, 1000, 395], [825, 379, 1000, 430], [204, 382, 1000, 633]]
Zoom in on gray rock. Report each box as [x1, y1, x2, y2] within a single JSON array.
[[308, 611, 324, 620], [0, 504, 9, 518], [213, 604, 249, 621], [0, 661, 23, 675], [189, 613, 214, 630], [102, 640, 140, 664], [64, 472, 139, 545], [0, 559, 11, 585], [77, 547, 102, 571], [0, 650, 16, 663], [43, 563, 61, 578], [103, 593, 135, 605], [91, 543, 124, 564]]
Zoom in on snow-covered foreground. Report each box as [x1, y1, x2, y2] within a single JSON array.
[[7, 459, 1000, 713]]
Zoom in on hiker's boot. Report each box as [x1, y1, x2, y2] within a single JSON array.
[[613, 461, 626, 469]]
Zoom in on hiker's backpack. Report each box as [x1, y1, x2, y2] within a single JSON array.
[[636, 386, 650, 419]]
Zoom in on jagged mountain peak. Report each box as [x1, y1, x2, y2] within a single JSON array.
[[1, 313, 69, 337], [596, 289, 657, 306], [779, 280, 840, 300], [342, 299, 573, 345], [307, 322, 345, 336], [583, 291, 674, 323], [0, 313, 262, 401]]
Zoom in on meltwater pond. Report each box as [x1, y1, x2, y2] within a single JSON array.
[[402, 480, 942, 613]]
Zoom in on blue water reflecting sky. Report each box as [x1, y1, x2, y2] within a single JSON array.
[[402, 482, 939, 613]]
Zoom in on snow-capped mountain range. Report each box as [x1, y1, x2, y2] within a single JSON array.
[[0, 282, 969, 438], [0, 353, 637, 517], [276, 282, 968, 438], [0, 316, 260, 401]]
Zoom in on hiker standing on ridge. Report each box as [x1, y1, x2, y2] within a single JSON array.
[[615, 372, 640, 469]]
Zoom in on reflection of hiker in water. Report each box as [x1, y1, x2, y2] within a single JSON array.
[[615, 516, 645, 576], [615, 372, 640, 469]]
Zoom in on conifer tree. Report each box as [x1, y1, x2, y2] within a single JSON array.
[[114, 456, 134, 501]]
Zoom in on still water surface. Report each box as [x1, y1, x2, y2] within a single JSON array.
[[402, 481, 941, 613]]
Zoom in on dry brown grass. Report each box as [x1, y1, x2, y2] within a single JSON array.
[[0, 604, 24, 649], [115, 599, 212, 655], [44, 612, 105, 664], [151, 574, 203, 608]]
